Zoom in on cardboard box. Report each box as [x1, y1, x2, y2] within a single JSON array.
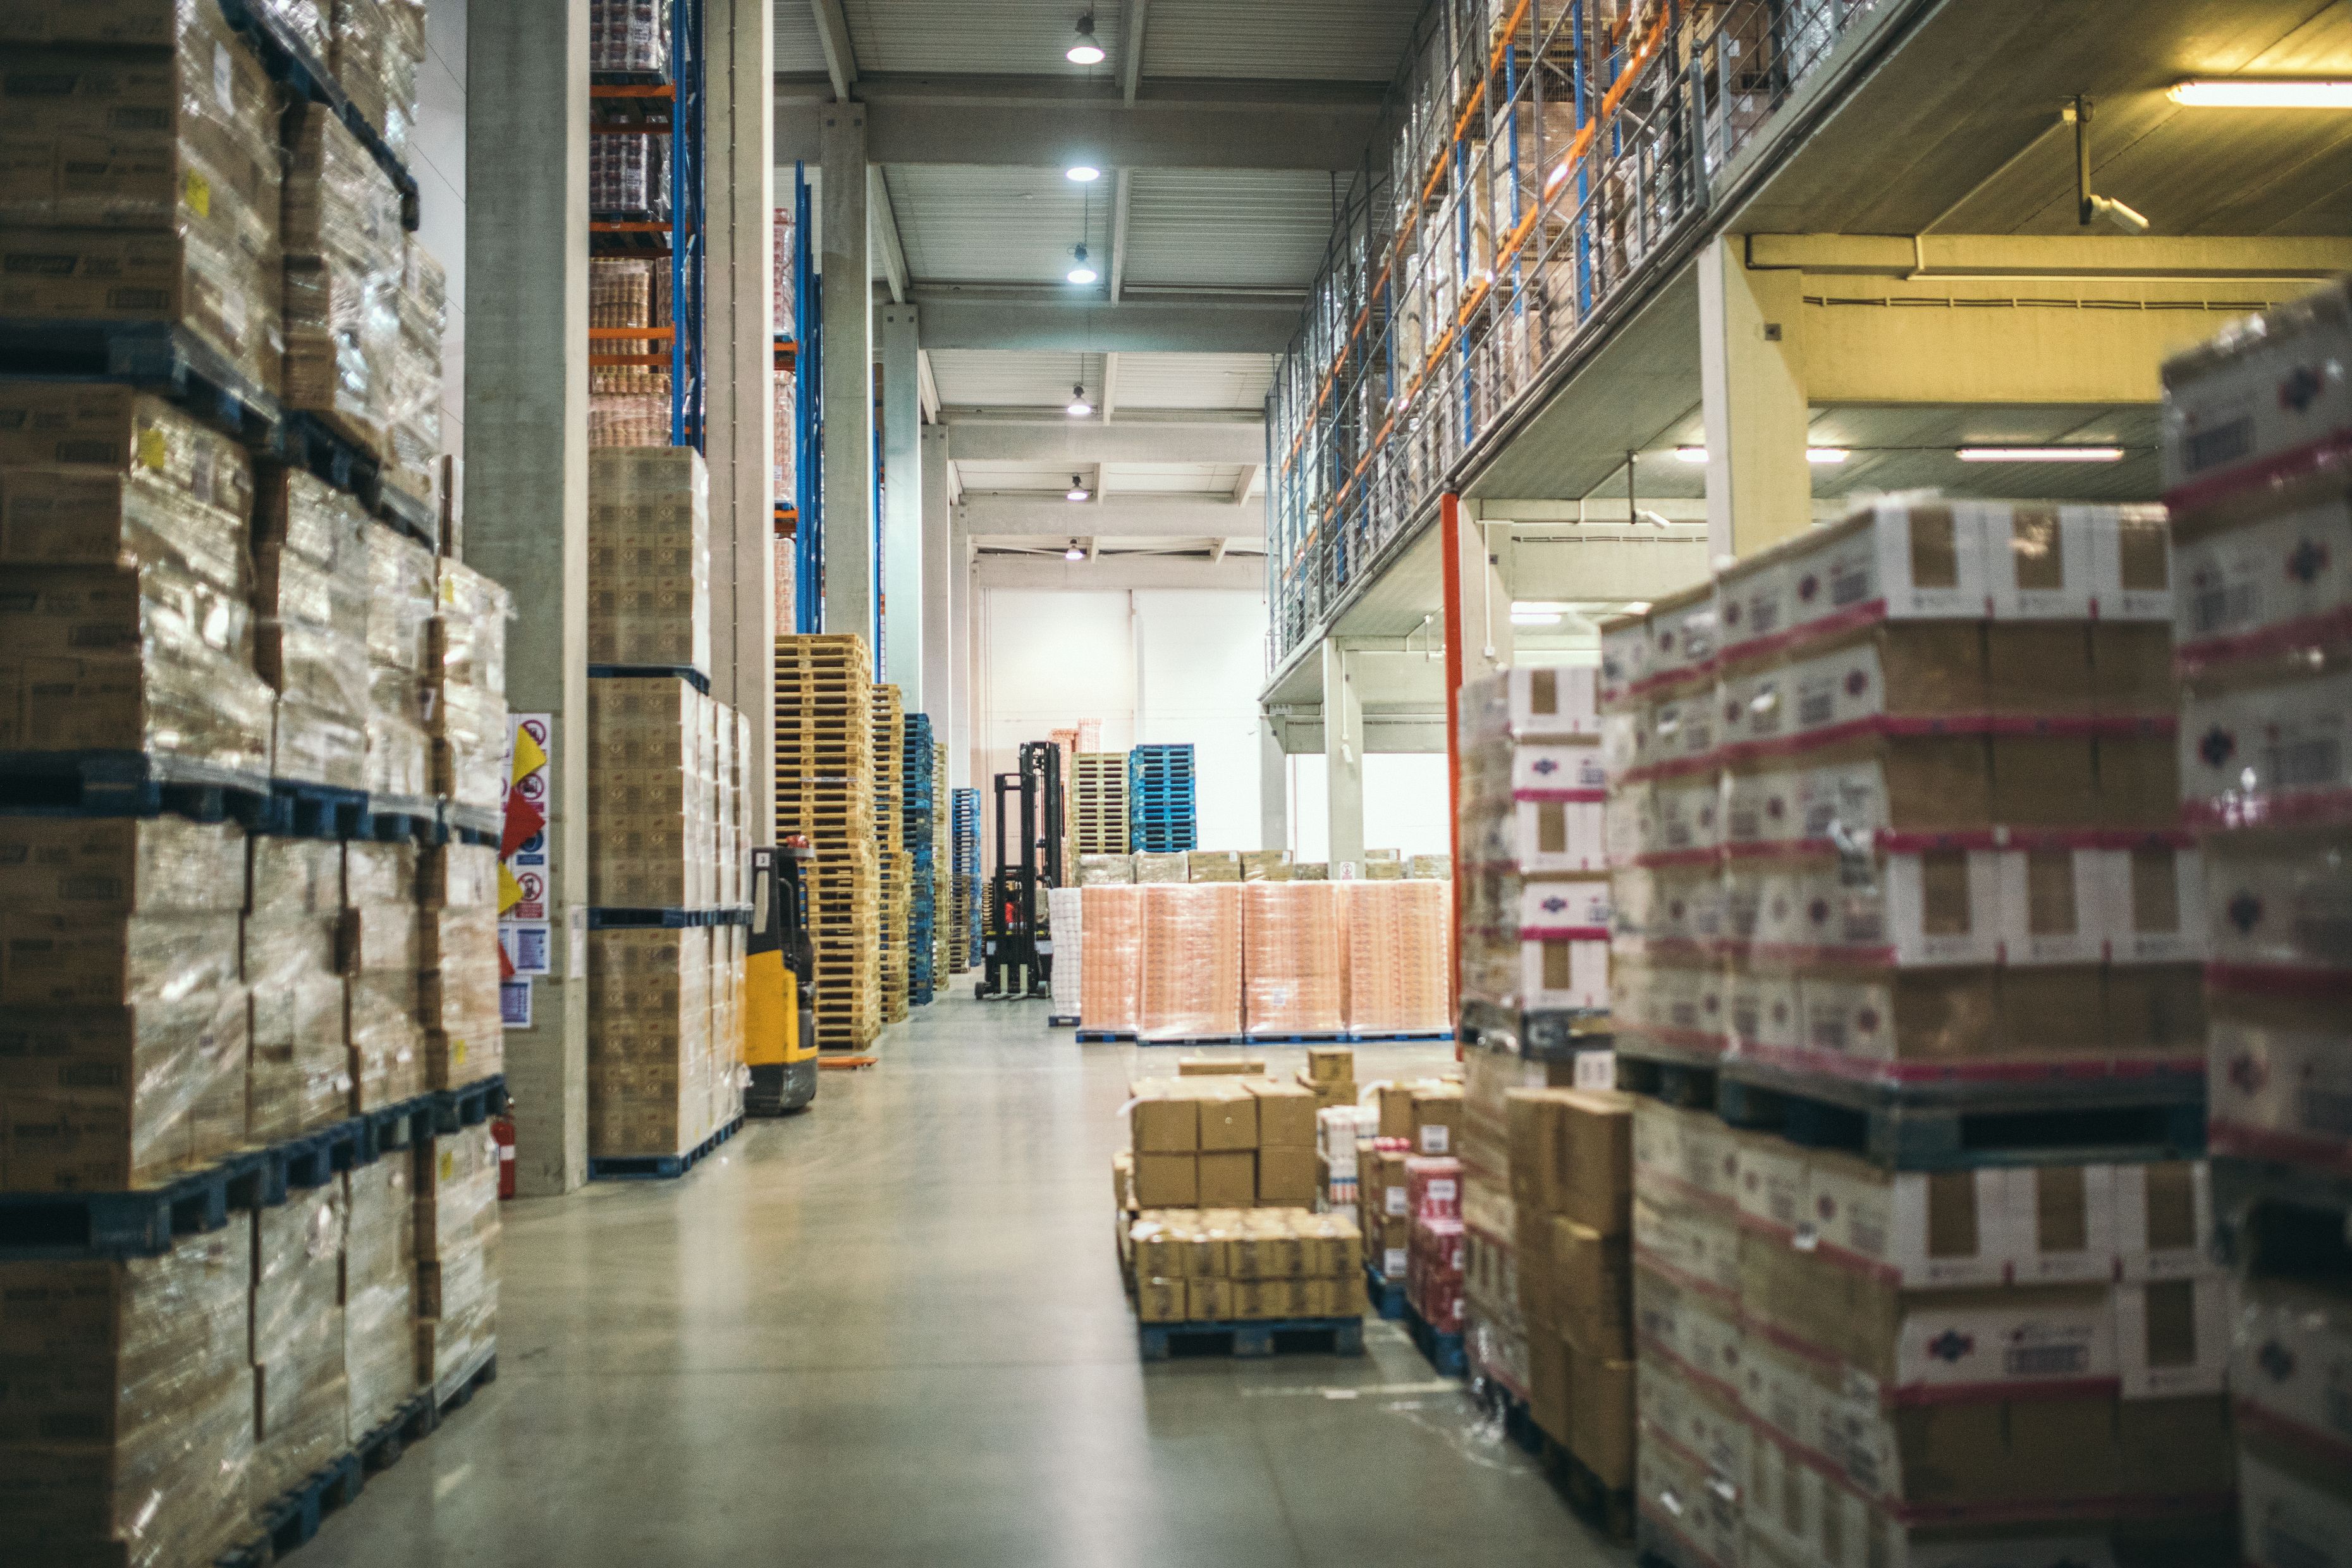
[[2114, 1274, 2229, 1398], [1133, 1153, 1196, 1208], [1196, 1081, 1258, 1151], [1996, 848, 2105, 967], [2172, 492, 2352, 663], [1197, 1149, 1255, 1206], [2236, 1440, 2352, 1568], [1374, 1082, 1418, 1139], [2093, 505, 2172, 622], [2231, 1278, 2352, 1464], [1255, 1146, 1318, 1207], [1246, 1079, 1318, 1148], [1177, 1057, 1261, 1076], [1409, 1082, 1464, 1156], [1187, 1277, 1233, 1322], [1984, 503, 2096, 621], [1306, 1046, 1354, 1082], [1505, 1089, 1632, 1233], [2112, 1161, 2211, 1282], [1136, 1277, 1185, 1323], [1129, 1080, 1198, 1152], [2160, 276, 2351, 501]]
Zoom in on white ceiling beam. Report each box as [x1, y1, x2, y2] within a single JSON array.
[[974, 552, 1263, 591], [940, 420, 1264, 466], [1108, 170, 1133, 305], [1099, 352, 1119, 426], [957, 494, 1268, 540], [1119, 0, 1148, 105], [1208, 537, 1227, 565], [809, 0, 857, 99], [1085, 536, 1099, 561], [867, 166, 909, 303], [1228, 462, 1260, 505], [909, 289, 1298, 353], [916, 348, 941, 422]]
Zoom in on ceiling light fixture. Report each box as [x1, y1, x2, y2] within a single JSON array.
[[1674, 446, 1707, 463], [1806, 447, 1850, 464], [1065, 164, 1101, 183], [1065, 539, 1087, 560], [1067, 245, 1097, 286], [1066, 384, 1093, 418], [1956, 446, 2127, 463], [2169, 78, 2352, 109], [1066, 13, 1105, 64], [1512, 610, 1564, 627], [1066, 474, 1092, 501]]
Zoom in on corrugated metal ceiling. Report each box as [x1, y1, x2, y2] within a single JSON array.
[[834, 0, 1127, 78], [1143, 0, 1422, 82], [883, 167, 1106, 287], [1112, 352, 1275, 411], [952, 460, 1249, 494], [928, 349, 1108, 407], [771, 1, 826, 73], [1122, 169, 1339, 290]]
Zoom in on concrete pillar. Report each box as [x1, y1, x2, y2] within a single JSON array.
[[879, 303, 922, 697], [1321, 639, 1363, 873], [1259, 711, 1289, 854], [466, 0, 589, 1197], [1698, 235, 1811, 563], [919, 424, 951, 753], [702, 0, 774, 842], [948, 496, 974, 789], [819, 106, 874, 644]]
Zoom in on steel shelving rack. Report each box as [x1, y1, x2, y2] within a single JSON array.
[[789, 164, 824, 633]]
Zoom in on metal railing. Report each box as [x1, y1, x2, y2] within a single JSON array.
[[1268, 0, 1878, 666]]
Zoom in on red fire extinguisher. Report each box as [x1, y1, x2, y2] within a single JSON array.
[[491, 1108, 518, 1200]]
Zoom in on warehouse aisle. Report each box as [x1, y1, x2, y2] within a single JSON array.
[[313, 995, 1627, 1567]]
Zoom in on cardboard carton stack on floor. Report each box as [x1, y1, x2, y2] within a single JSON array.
[[1241, 881, 1345, 1038], [282, 100, 404, 456], [1456, 1048, 1586, 1409], [1509, 1088, 1634, 1491], [419, 840, 503, 1091], [1129, 1208, 1366, 1324], [363, 519, 438, 801], [1136, 883, 1244, 1041], [1079, 884, 1144, 1032], [1355, 1079, 1463, 1294], [416, 1120, 500, 1402], [2161, 278, 2352, 1567], [250, 1181, 350, 1504], [1124, 1075, 1324, 1211], [429, 559, 511, 821], [1301, 1044, 1358, 1110], [1339, 879, 1452, 1036], [344, 1151, 418, 1438]]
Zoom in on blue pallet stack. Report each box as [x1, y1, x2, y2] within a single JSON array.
[[1127, 744, 1197, 853], [903, 714, 937, 1005], [950, 788, 981, 970]]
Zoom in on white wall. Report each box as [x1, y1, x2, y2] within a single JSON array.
[[973, 585, 1266, 868], [1284, 751, 1450, 865]]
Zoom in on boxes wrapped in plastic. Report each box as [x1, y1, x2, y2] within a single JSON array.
[[1242, 881, 1344, 1037], [0, 1227, 257, 1568], [1079, 853, 1136, 886], [590, 132, 668, 215], [591, 257, 659, 395], [243, 878, 353, 1140], [1340, 879, 1452, 1036], [1136, 883, 1242, 1043], [432, 560, 511, 694], [329, 0, 426, 150], [1047, 886, 1085, 1015], [432, 682, 509, 812], [383, 240, 445, 509], [588, 676, 715, 908], [251, 1183, 348, 1500], [588, 926, 717, 1159], [343, 1156, 417, 1438], [0, 384, 255, 532], [589, 0, 670, 73], [283, 102, 405, 450], [421, 906, 502, 1089], [588, 447, 712, 673], [422, 842, 501, 909], [365, 522, 438, 671], [1079, 885, 1142, 1033], [590, 384, 675, 449], [340, 842, 424, 1109], [416, 1124, 501, 1400], [1134, 852, 1189, 885], [252, 472, 372, 789]]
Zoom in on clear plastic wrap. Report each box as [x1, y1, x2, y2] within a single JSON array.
[[0, 384, 254, 530], [588, 926, 715, 1159], [421, 906, 502, 1089], [589, 132, 669, 216], [1185, 850, 1242, 883], [1076, 885, 1141, 1033], [592, 257, 659, 396], [1338, 879, 1452, 1036], [243, 912, 353, 1138], [343, 1156, 417, 1437], [340, 843, 423, 1109], [589, 0, 671, 73], [327, 0, 422, 149], [432, 559, 511, 694], [1136, 883, 1242, 1043], [0, 816, 248, 916], [1133, 852, 1187, 885], [1079, 854, 1136, 886], [590, 383, 676, 449], [432, 682, 510, 812], [1242, 881, 1344, 1038], [1046, 886, 1084, 1015], [587, 447, 712, 672], [0, 1226, 257, 1568], [0, 985, 250, 1188], [588, 677, 713, 907], [365, 522, 437, 671], [417, 1124, 501, 1399], [253, 487, 372, 788], [383, 240, 445, 508], [421, 842, 500, 909], [251, 1183, 349, 1500], [283, 102, 405, 448], [1, 909, 242, 1010]]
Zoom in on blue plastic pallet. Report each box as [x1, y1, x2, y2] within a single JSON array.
[[0, 749, 274, 825], [1363, 1264, 1406, 1321], [1345, 1031, 1453, 1044], [1075, 1030, 1136, 1043], [588, 1113, 745, 1180], [585, 905, 755, 930], [1404, 1301, 1467, 1376], [1139, 1314, 1365, 1361]]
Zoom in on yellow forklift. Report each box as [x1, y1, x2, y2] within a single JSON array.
[[745, 841, 818, 1113]]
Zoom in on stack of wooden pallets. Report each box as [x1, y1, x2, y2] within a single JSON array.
[[872, 683, 907, 1025], [1074, 752, 1130, 855], [774, 635, 879, 1051]]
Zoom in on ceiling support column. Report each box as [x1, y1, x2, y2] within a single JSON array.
[[1322, 637, 1363, 874], [1698, 235, 1811, 563], [879, 300, 922, 696], [819, 104, 875, 643]]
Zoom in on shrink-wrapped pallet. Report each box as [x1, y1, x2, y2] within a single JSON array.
[[1340, 879, 1452, 1036], [591, 257, 660, 396], [1242, 881, 1345, 1038], [1080, 885, 1144, 1034], [329, 0, 427, 150], [283, 102, 405, 451], [1079, 853, 1136, 886], [362, 522, 436, 799], [1137, 883, 1242, 1043], [589, 446, 713, 673], [590, 0, 670, 73], [416, 1123, 499, 1401], [588, 677, 716, 909], [420, 905, 502, 1089], [344, 1155, 417, 1436], [0, 1227, 257, 1568], [0, 816, 252, 1186], [252, 1182, 350, 1500], [429, 558, 511, 814], [1134, 852, 1188, 885], [1047, 886, 1085, 1017], [588, 926, 717, 1158], [245, 836, 353, 1139], [383, 240, 446, 511], [253, 470, 372, 789], [340, 841, 424, 1109]]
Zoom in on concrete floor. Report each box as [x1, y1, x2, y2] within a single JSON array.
[[315, 993, 1632, 1567]]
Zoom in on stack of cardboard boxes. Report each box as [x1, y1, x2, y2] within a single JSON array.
[[1137, 883, 1244, 1041], [1125, 1075, 1323, 1210], [1454, 1046, 1588, 1411], [2162, 279, 2352, 1566], [1128, 1209, 1366, 1324], [1240, 881, 1346, 1037], [248, 836, 357, 1138], [1509, 1087, 1634, 1492], [340, 841, 427, 1110], [253, 469, 373, 790], [416, 1120, 500, 1404], [419, 840, 503, 1092], [1355, 1079, 1464, 1291], [281, 101, 405, 458]]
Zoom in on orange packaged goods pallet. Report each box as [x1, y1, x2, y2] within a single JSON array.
[[1137, 883, 1242, 1043], [1241, 881, 1345, 1039], [1340, 879, 1452, 1039], [1079, 885, 1143, 1036]]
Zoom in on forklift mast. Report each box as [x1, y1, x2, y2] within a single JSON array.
[[976, 741, 1063, 1000]]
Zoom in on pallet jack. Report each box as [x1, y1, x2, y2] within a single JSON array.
[[745, 841, 818, 1112], [976, 740, 1063, 1001]]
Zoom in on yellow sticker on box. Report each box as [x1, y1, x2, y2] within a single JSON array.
[[183, 170, 209, 218], [135, 428, 167, 470]]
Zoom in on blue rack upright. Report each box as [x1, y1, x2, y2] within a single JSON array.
[[903, 713, 936, 1005], [951, 787, 981, 970], [1128, 744, 1197, 853]]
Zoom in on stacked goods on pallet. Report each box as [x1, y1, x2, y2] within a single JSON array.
[[1134, 850, 1187, 883], [419, 840, 502, 1090], [1240, 881, 1345, 1037], [903, 713, 936, 1005], [587, 925, 718, 1160], [1046, 886, 1086, 1020], [1338, 879, 1452, 1036], [254, 469, 372, 788], [416, 1120, 499, 1402], [1127, 1208, 1366, 1324], [2161, 280, 2352, 1565], [247, 836, 355, 1139], [1187, 849, 1242, 882], [0, 816, 251, 1185], [873, 685, 907, 1023], [587, 678, 719, 910], [343, 1144, 417, 1438], [283, 101, 404, 453], [1137, 883, 1244, 1042], [341, 841, 426, 1110], [1453, 1048, 1572, 1411], [1507, 1087, 1634, 1495], [430, 559, 511, 819], [383, 241, 445, 512], [1080, 853, 1138, 885], [1242, 850, 1292, 881], [589, 258, 670, 449], [1129, 742, 1197, 852], [948, 787, 978, 974], [1405, 1151, 1466, 1338], [364, 520, 438, 800], [1079, 885, 1144, 1034], [589, 128, 666, 217], [590, 0, 669, 71], [328, 0, 429, 152], [1124, 1075, 1328, 1212], [770, 212, 795, 509], [1074, 752, 1130, 854], [0, 1230, 259, 1567], [0, 385, 275, 775], [1316, 1099, 1373, 1207], [0, 1, 286, 392], [1356, 1079, 1464, 1292], [252, 1181, 350, 1501], [589, 446, 712, 675], [1301, 1045, 1358, 1112], [1458, 666, 1610, 1026], [775, 635, 880, 1050]]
